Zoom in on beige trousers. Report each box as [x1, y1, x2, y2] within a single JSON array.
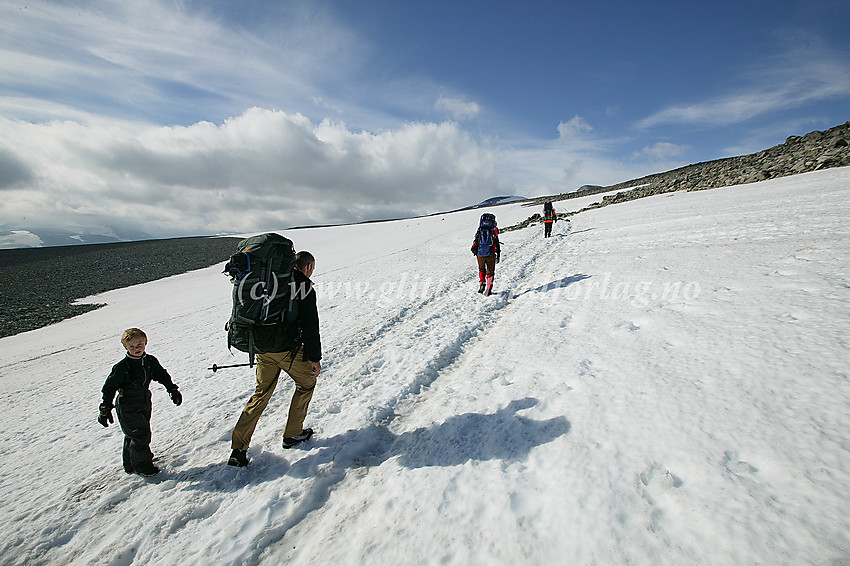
[[231, 347, 317, 450]]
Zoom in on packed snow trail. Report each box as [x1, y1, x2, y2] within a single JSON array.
[[227, 211, 580, 564], [1, 170, 849, 565]]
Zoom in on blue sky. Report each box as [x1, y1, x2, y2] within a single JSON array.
[[1, 0, 849, 242]]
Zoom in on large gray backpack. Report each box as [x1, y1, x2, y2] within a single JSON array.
[[223, 233, 297, 365]]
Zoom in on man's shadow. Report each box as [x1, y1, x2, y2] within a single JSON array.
[[176, 398, 569, 558], [178, 398, 569, 486], [287, 397, 570, 477]]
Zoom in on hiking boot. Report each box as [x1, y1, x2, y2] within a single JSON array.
[[135, 461, 160, 477], [282, 428, 314, 449], [228, 449, 249, 467], [478, 283, 485, 294], [484, 287, 493, 296], [123, 464, 135, 474]]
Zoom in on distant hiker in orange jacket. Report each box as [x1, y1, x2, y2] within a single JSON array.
[[543, 201, 557, 238], [471, 213, 501, 296]]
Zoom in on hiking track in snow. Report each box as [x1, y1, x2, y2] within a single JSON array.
[[232, 220, 580, 561]]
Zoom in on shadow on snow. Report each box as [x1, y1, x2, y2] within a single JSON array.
[[179, 397, 570, 486], [510, 274, 592, 300], [292, 396, 569, 474], [174, 397, 569, 564]]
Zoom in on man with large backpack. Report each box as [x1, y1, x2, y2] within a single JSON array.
[[543, 201, 557, 238], [223, 234, 322, 467], [471, 213, 501, 296]]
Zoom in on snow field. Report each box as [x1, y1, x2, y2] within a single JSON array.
[[0, 168, 848, 565]]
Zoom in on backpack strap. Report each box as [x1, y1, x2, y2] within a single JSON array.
[[247, 328, 256, 368]]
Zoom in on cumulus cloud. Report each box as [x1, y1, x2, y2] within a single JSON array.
[[557, 116, 593, 139], [0, 106, 691, 239], [0, 148, 33, 188], [0, 231, 43, 248], [435, 96, 481, 121], [0, 109, 505, 237]]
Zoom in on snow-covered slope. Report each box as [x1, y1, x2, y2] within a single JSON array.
[[1, 169, 848, 565]]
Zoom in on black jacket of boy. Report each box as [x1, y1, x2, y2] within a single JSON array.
[[102, 353, 178, 469], [102, 353, 177, 407]]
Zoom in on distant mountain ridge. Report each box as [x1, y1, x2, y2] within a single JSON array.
[[0, 227, 154, 249], [525, 120, 850, 209], [465, 196, 528, 209], [504, 121, 850, 232]]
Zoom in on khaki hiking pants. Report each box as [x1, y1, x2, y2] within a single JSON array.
[[231, 347, 317, 450]]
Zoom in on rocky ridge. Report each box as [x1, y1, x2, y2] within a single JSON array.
[[504, 120, 850, 231]]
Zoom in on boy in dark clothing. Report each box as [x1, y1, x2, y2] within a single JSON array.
[[98, 328, 182, 477], [471, 213, 501, 296]]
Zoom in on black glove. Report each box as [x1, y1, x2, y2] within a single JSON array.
[[168, 387, 182, 406], [98, 403, 114, 427]]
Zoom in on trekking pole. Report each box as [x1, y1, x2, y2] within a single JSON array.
[[208, 363, 254, 372]]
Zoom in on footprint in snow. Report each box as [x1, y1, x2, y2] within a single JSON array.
[[614, 320, 641, 332], [578, 359, 602, 379], [639, 463, 683, 505], [325, 401, 342, 415], [723, 451, 758, 476]]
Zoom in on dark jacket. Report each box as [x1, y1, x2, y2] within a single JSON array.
[[290, 269, 322, 362], [102, 353, 176, 405], [254, 269, 322, 362]]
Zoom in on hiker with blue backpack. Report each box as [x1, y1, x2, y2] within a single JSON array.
[[471, 213, 501, 296]]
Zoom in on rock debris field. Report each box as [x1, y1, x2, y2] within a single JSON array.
[[0, 237, 242, 338]]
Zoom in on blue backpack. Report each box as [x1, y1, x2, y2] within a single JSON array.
[[477, 214, 496, 256], [479, 213, 496, 229]]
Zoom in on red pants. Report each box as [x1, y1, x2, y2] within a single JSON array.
[[477, 254, 496, 290]]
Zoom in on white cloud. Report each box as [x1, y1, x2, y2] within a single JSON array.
[[0, 109, 506, 237], [0, 231, 43, 248], [638, 92, 791, 130], [1, 105, 675, 238], [435, 96, 481, 121], [557, 116, 593, 139], [633, 142, 688, 161], [497, 131, 658, 195]]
